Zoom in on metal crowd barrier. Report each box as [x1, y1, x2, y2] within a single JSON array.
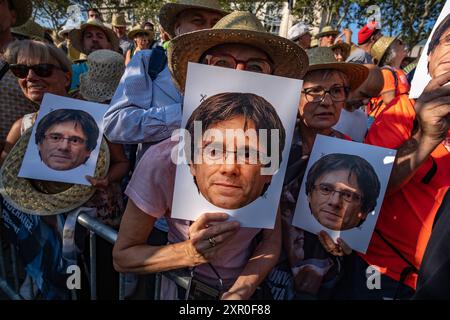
[[0, 213, 187, 300]]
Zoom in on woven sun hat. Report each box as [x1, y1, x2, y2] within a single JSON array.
[[159, 0, 228, 39], [168, 11, 309, 92], [370, 36, 397, 66], [9, 0, 33, 27], [127, 25, 153, 40], [79, 49, 125, 103], [11, 19, 45, 41], [316, 25, 339, 38], [111, 12, 127, 27], [0, 129, 110, 216], [306, 46, 369, 90], [69, 18, 120, 54]]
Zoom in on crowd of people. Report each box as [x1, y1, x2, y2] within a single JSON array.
[[0, 0, 449, 300]]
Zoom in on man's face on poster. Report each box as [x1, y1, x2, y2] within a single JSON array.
[[38, 120, 92, 171], [308, 168, 367, 231], [189, 115, 273, 210], [428, 25, 450, 79]]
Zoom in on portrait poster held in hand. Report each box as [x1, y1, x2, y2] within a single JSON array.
[[292, 135, 396, 253], [410, 0, 450, 98], [18, 93, 109, 185], [171, 63, 302, 229]]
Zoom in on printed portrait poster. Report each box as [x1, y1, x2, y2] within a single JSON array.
[[18, 93, 108, 185], [292, 135, 396, 253], [410, 0, 450, 98], [171, 63, 302, 229]]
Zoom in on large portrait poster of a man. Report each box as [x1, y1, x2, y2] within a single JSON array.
[[18, 93, 109, 185], [292, 135, 396, 253], [170, 63, 302, 229], [410, 0, 450, 98]]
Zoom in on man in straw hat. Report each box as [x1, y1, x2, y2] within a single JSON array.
[[104, 0, 227, 161], [112, 11, 308, 300], [0, 0, 35, 154], [317, 25, 339, 47], [111, 12, 132, 55], [287, 21, 312, 50], [346, 20, 382, 64], [68, 18, 120, 92]]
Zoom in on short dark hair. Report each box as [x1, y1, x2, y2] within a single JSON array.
[[305, 153, 381, 215], [428, 14, 450, 55], [88, 8, 100, 14], [185, 92, 286, 167], [35, 109, 99, 152]]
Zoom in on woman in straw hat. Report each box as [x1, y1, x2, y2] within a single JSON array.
[[0, 40, 129, 298], [113, 11, 308, 300], [124, 25, 153, 65], [276, 46, 370, 299], [367, 36, 410, 120]]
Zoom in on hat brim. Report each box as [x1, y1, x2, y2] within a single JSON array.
[[69, 24, 120, 55], [11, 0, 32, 27], [372, 36, 398, 66], [79, 73, 117, 103], [128, 29, 153, 39], [308, 62, 369, 90], [316, 31, 339, 38], [0, 129, 110, 216], [159, 3, 228, 39], [168, 28, 309, 92]]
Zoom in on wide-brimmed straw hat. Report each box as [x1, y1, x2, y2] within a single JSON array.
[[127, 25, 153, 39], [80, 49, 125, 103], [0, 129, 110, 216], [159, 0, 228, 39], [69, 19, 120, 54], [168, 11, 309, 92], [316, 26, 339, 38], [11, 19, 45, 41], [111, 12, 127, 27], [371, 36, 397, 66], [10, 0, 33, 27], [306, 47, 369, 90]]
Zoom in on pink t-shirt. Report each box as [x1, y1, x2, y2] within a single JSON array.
[[126, 139, 261, 289]]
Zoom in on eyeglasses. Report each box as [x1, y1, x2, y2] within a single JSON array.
[[44, 133, 86, 146], [201, 142, 265, 165], [9, 64, 62, 79], [204, 54, 273, 74], [302, 85, 349, 103], [313, 183, 362, 203]]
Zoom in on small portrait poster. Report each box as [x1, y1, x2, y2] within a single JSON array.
[[18, 93, 109, 185], [292, 135, 396, 253]]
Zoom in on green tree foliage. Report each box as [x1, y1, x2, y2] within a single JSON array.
[[293, 0, 445, 47]]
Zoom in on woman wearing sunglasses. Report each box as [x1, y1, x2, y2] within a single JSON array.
[[0, 40, 129, 299]]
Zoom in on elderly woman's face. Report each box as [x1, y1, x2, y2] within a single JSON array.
[[16, 56, 70, 104], [299, 70, 348, 131]]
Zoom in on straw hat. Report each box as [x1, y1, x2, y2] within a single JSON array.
[[287, 22, 311, 41], [79, 49, 125, 103], [371, 36, 397, 66], [58, 25, 74, 38], [69, 19, 120, 54], [111, 12, 127, 27], [159, 0, 228, 39], [0, 129, 110, 216], [306, 47, 369, 90], [168, 11, 309, 92], [11, 19, 45, 41], [316, 26, 339, 38], [10, 0, 33, 27], [127, 25, 153, 39]]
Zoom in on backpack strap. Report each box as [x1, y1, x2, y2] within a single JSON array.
[[147, 46, 167, 81], [381, 66, 399, 97]]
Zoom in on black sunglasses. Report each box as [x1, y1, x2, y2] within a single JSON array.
[[9, 63, 62, 79]]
